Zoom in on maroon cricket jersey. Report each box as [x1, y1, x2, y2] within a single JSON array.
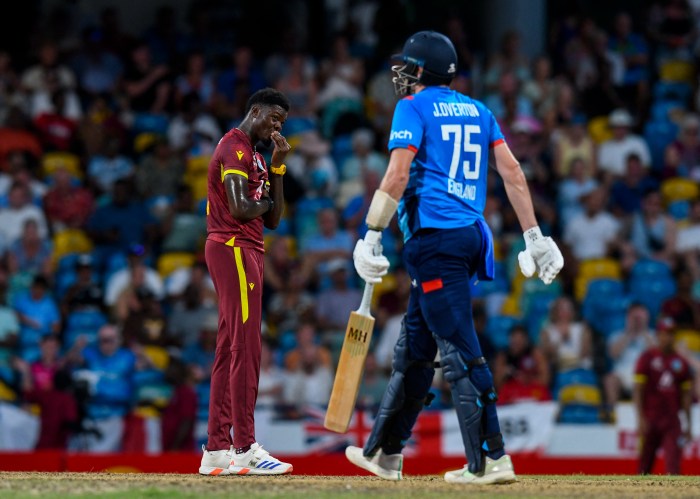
[[635, 348, 691, 426], [206, 128, 268, 252]]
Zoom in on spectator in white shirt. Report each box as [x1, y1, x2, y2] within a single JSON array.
[[563, 186, 621, 262], [282, 342, 333, 412], [0, 183, 48, 247], [597, 108, 651, 178], [603, 302, 655, 417]]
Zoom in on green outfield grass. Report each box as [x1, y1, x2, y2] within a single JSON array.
[[2, 473, 700, 499]]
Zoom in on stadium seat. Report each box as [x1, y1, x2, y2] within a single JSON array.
[[644, 120, 679, 171], [132, 112, 170, 135], [675, 329, 700, 353], [587, 115, 613, 144], [653, 81, 692, 103], [629, 277, 676, 321], [184, 172, 208, 202], [558, 383, 602, 405], [556, 380, 603, 424], [667, 200, 690, 220], [581, 279, 627, 335], [157, 252, 196, 279], [553, 367, 598, 392], [186, 155, 211, 175], [51, 229, 94, 266], [64, 309, 108, 348], [557, 404, 603, 424], [293, 196, 335, 243], [133, 132, 160, 155], [485, 315, 522, 350], [661, 177, 700, 205], [650, 100, 685, 123], [332, 134, 355, 173], [659, 60, 695, 84], [41, 151, 82, 180], [524, 292, 558, 343], [574, 259, 622, 302], [142, 345, 170, 371], [629, 259, 672, 282]]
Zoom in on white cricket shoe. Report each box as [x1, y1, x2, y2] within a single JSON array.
[[199, 445, 232, 476], [345, 446, 403, 481], [229, 442, 293, 475], [444, 455, 517, 484]]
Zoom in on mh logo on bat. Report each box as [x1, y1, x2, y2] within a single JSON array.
[[347, 327, 369, 357]]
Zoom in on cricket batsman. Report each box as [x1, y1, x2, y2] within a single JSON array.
[[346, 31, 564, 483]]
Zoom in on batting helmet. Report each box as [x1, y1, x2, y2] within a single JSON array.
[[391, 30, 458, 95]]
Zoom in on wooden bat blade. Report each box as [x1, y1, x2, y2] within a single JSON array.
[[324, 311, 375, 433]]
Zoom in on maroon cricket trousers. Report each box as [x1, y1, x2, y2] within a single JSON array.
[[204, 239, 263, 450]]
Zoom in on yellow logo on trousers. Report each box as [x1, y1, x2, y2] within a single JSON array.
[[249, 283, 255, 290]]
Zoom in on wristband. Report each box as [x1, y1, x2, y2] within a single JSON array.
[[270, 163, 286, 175], [524, 226, 543, 244]]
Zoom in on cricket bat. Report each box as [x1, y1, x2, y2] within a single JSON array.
[[324, 282, 375, 433]]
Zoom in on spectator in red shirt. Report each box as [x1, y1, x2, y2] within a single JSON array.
[[493, 325, 551, 404], [43, 165, 94, 231], [13, 357, 78, 450], [161, 358, 197, 452], [634, 316, 693, 475]]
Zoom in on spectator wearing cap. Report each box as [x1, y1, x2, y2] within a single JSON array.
[[104, 243, 164, 310], [597, 108, 651, 178], [12, 275, 60, 362]]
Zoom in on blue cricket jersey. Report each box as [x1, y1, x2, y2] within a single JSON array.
[[388, 86, 504, 242]]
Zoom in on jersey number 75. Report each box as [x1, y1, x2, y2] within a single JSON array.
[[441, 124, 482, 180]]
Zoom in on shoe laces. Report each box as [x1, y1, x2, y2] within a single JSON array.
[[251, 443, 274, 461]]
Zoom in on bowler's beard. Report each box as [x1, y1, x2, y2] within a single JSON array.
[[260, 137, 273, 148]]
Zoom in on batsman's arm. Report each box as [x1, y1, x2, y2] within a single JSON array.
[[492, 143, 538, 232], [363, 148, 415, 232], [224, 174, 272, 222]]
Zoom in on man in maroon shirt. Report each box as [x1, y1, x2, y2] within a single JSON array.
[[634, 316, 693, 475], [199, 88, 292, 476]]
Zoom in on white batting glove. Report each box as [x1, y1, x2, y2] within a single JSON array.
[[353, 229, 390, 284], [518, 226, 564, 285]]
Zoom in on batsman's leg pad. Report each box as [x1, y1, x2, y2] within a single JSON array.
[[363, 320, 434, 456], [435, 335, 484, 474], [470, 363, 505, 459]]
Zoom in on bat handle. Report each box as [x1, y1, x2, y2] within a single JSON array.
[[357, 282, 374, 317]]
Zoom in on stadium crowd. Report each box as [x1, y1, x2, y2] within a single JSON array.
[[0, 0, 699, 452]]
